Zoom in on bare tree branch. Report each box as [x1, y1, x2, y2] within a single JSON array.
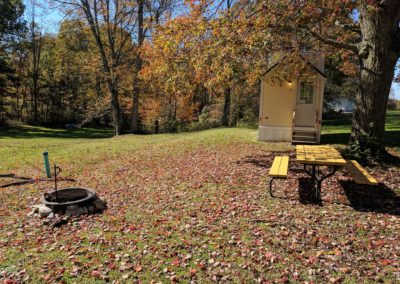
[[306, 29, 359, 54]]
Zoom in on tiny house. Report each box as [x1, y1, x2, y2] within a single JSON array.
[[258, 52, 326, 144]]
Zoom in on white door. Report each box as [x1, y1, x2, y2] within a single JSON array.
[[294, 81, 316, 127]]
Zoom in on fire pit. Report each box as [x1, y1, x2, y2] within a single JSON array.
[[28, 157, 107, 221], [42, 187, 96, 210], [37, 187, 106, 217]]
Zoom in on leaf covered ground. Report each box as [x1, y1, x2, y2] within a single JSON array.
[[0, 128, 399, 283]]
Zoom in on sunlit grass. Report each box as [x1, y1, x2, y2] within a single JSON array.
[[321, 109, 400, 149], [0, 127, 267, 175]]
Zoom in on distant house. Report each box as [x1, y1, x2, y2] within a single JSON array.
[[327, 97, 354, 112], [258, 52, 326, 144]]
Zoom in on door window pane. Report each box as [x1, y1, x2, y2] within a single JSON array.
[[299, 82, 314, 104]]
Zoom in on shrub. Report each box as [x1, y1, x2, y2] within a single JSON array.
[[387, 98, 398, 110], [343, 123, 383, 163], [322, 108, 343, 120], [236, 108, 257, 128]]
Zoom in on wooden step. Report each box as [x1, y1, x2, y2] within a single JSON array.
[[291, 140, 317, 144], [292, 134, 316, 139], [292, 127, 318, 144], [293, 127, 317, 131]]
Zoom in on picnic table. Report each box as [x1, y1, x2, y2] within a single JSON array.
[[296, 145, 346, 200]]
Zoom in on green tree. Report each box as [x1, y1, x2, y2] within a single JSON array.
[[0, 0, 25, 121], [0, 0, 25, 42]]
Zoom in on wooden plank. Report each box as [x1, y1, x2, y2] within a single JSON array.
[[296, 145, 346, 166], [345, 160, 378, 185], [296, 145, 305, 161], [269, 156, 288, 178], [269, 157, 282, 176], [278, 156, 289, 177]]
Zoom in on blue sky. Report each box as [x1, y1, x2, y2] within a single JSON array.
[[393, 82, 400, 100], [391, 69, 400, 99], [23, 0, 400, 99], [23, 0, 63, 34]]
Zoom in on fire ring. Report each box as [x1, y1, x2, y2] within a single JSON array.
[[42, 187, 97, 210]]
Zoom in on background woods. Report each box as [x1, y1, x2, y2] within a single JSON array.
[[0, 0, 399, 150]]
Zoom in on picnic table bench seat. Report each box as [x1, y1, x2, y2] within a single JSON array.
[[269, 156, 289, 197], [345, 160, 378, 185]]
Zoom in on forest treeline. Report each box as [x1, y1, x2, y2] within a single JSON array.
[[0, 0, 356, 134], [1, 0, 399, 153]]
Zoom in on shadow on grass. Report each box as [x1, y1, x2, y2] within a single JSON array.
[[321, 130, 400, 148], [298, 178, 322, 206], [237, 152, 294, 169], [0, 125, 113, 139], [340, 181, 400, 216], [0, 173, 76, 188], [321, 132, 350, 145], [0, 173, 31, 180]]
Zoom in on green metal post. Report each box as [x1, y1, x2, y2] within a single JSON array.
[[43, 152, 51, 178]]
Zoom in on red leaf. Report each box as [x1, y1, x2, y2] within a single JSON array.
[[171, 258, 180, 266], [190, 268, 197, 275], [91, 270, 100, 278]]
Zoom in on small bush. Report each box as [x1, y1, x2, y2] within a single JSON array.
[[323, 108, 343, 120], [343, 123, 384, 163], [387, 98, 398, 110], [164, 119, 179, 133], [236, 109, 257, 128]]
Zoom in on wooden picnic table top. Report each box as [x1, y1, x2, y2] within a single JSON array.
[[296, 145, 347, 166]]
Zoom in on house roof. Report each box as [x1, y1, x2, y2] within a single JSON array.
[[262, 54, 327, 78]]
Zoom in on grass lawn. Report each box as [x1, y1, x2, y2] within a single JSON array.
[[0, 113, 399, 283], [321, 109, 400, 151]]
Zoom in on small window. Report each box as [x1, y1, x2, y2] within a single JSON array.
[[299, 82, 314, 104]]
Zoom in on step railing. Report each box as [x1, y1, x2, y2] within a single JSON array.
[[292, 109, 296, 135]]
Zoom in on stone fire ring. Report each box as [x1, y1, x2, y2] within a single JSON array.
[[42, 187, 97, 210]]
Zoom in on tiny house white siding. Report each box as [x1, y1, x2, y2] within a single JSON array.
[[258, 55, 326, 143], [258, 126, 292, 141], [259, 80, 296, 142]]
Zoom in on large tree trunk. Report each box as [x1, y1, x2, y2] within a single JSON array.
[[131, 52, 142, 133], [131, 77, 140, 133], [107, 78, 122, 136], [351, 56, 397, 151], [350, 1, 400, 152], [221, 87, 231, 126], [131, 0, 144, 133]]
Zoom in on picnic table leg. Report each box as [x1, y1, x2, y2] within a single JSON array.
[[303, 165, 340, 202], [316, 179, 322, 200], [269, 177, 275, 197], [305, 165, 319, 200]]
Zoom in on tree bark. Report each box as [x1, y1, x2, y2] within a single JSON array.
[[131, 0, 144, 133], [221, 0, 233, 128], [30, 19, 41, 122], [221, 87, 231, 126], [108, 78, 121, 136], [350, 1, 400, 152], [131, 76, 140, 133]]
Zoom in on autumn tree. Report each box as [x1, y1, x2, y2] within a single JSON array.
[[55, 0, 140, 135], [141, 14, 205, 129], [131, 0, 176, 132], [248, 0, 400, 153]]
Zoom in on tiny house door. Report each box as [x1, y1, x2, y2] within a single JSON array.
[[294, 81, 316, 127]]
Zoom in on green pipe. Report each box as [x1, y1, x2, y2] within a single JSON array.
[[43, 152, 52, 178]]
